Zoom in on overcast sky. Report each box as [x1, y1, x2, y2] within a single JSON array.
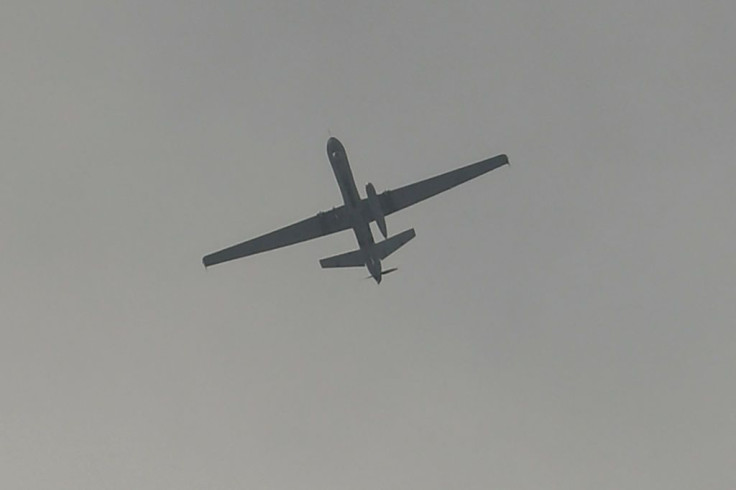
[[2, 1, 735, 489]]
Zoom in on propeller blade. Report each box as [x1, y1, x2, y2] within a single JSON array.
[[364, 267, 398, 280]]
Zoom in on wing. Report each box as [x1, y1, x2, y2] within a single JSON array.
[[378, 154, 508, 216], [203, 205, 352, 267]]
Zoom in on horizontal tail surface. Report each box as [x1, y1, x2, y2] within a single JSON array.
[[375, 228, 415, 259], [319, 249, 365, 268], [319, 228, 416, 269]]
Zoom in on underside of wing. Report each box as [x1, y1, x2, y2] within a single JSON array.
[[378, 154, 508, 216], [203, 205, 352, 267]]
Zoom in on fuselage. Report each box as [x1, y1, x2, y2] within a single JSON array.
[[326, 137, 382, 282]]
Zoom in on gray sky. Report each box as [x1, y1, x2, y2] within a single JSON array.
[[2, 1, 735, 488]]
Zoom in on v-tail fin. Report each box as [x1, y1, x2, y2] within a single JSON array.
[[319, 228, 416, 269], [376, 228, 416, 259], [319, 249, 365, 268]]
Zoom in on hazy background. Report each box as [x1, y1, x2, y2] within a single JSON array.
[[2, 1, 735, 488]]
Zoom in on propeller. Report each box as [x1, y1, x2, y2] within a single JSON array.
[[364, 267, 399, 280]]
